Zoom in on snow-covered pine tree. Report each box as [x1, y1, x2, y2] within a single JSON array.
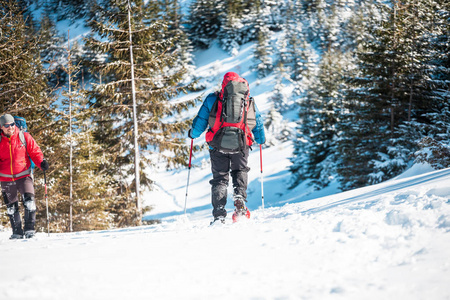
[[264, 106, 291, 147], [378, 0, 435, 177], [301, 0, 330, 53], [369, 0, 449, 184], [188, 0, 223, 49], [290, 48, 347, 189], [281, 0, 319, 100], [219, 16, 243, 54], [38, 11, 66, 90], [83, 0, 195, 225], [412, 0, 450, 169], [218, 0, 257, 54], [0, 0, 51, 118], [270, 61, 292, 112], [337, 0, 443, 189], [282, 0, 302, 82], [414, 96, 450, 169], [48, 0, 92, 21], [337, 2, 398, 189], [156, 0, 195, 80], [263, 0, 286, 31], [252, 0, 273, 78]]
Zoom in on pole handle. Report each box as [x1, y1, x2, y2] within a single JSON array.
[[260, 144, 263, 173], [188, 138, 193, 169], [44, 170, 47, 195]]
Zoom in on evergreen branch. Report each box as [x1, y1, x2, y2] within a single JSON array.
[[0, 86, 24, 98], [88, 19, 160, 35], [0, 52, 28, 67]]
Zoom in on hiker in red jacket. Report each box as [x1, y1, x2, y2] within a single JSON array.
[[0, 114, 49, 239]]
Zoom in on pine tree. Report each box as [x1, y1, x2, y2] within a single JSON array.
[[412, 0, 450, 169], [48, 0, 92, 21], [264, 106, 292, 147], [336, 0, 447, 189], [337, 1, 403, 189], [38, 11, 66, 90], [290, 49, 347, 189], [0, 0, 51, 119], [414, 96, 450, 169], [218, 0, 257, 54], [281, 0, 319, 101], [188, 0, 222, 49], [252, 0, 273, 78], [158, 0, 195, 79], [40, 35, 126, 232], [270, 61, 292, 112], [83, 0, 195, 225]]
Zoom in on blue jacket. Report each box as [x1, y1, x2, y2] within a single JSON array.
[[191, 93, 266, 144]]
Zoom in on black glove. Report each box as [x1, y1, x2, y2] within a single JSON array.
[[188, 129, 194, 139], [41, 159, 49, 171]]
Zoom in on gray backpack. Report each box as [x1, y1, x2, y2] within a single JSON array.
[[206, 80, 256, 153]]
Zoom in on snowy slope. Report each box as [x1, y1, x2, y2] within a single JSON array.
[[1, 166, 449, 300]]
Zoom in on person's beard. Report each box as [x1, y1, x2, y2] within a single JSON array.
[[2, 128, 14, 137]]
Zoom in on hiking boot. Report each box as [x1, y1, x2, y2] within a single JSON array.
[[210, 216, 226, 225], [24, 230, 36, 239], [9, 234, 24, 240], [232, 195, 250, 222], [212, 204, 227, 219], [233, 195, 247, 211]]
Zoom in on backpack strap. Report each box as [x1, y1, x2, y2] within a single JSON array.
[[219, 97, 227, 128], [19, 131, 34, 171], [19, 131, 27, 148], [242, 97, 249, 156]]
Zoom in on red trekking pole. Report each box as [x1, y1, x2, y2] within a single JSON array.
[[184, 139, 194, 216], [260, 144, 265, 211]]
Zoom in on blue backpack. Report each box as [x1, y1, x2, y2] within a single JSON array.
[[8, 116, 35, 170]]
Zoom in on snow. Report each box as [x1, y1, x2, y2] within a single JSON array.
[[1, 165, 450, 299], [1, 14, 449, 300]]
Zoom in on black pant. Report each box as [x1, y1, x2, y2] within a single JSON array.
[[1, 176, 36, 234], [209, 148, 250, 218]]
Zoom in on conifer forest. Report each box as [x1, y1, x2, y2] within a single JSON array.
[[0, 0, 448, 232]]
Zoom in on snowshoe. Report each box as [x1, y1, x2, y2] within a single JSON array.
[[232, 196, 250, 223], [24, 230, 36, 239], [9, 234, 24, 240]]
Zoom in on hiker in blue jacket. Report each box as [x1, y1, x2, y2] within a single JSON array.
[[189, 72, 265, 224]]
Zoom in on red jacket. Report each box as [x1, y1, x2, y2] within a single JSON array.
[[0, 129, 44, 182]]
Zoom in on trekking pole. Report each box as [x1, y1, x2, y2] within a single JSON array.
[[44, 170, 49, 237], [184, 138, 194, 216], [260, 144, 265, 211]]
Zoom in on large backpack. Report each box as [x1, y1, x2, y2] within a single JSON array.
[[205, 76, 256, 154], [0, 116, 35, 170]]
